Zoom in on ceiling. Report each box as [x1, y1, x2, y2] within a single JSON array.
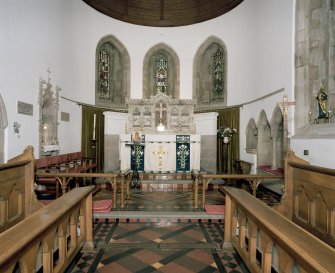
[[82, 0, 244, 27]]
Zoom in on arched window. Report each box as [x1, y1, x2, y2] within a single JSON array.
[[143, 43, 180, 99], [193, 36, 227, 111], [95, 35, 130, 109]]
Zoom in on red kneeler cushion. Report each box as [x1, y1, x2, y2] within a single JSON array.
[[205, 204, 225, 215], [93, 200, 113, 213]]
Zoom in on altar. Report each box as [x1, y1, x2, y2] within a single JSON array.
[[120, 134, 201, 172]]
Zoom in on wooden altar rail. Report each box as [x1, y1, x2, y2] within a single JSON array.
[[0, 186, 95, 273], [200, 173, 283, 208], [35, 170, 132, 209], [223, 187, 335, 273]]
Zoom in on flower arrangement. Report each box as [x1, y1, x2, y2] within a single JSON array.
[[217, 126, 237, 138]]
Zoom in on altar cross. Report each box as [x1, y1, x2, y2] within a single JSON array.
[[277, 95, 295, 153], [156, 101, 166, 125], [152, 145, 168, 170]]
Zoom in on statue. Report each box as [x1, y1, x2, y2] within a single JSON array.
[[132, 131, 141, 143], [316, 84, 328, 119]]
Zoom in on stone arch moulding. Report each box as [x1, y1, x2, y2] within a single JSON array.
[[193, 36, 227, 111], [270, 105, 284, 169], [257, 110, 272, 167], [245, 118, 258, 154], [0, 94, 8, 163], [143, 42, 180, 99], [95, 34, 130, 109]]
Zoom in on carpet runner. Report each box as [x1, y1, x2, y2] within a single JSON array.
[[257, 165, 284, 176]]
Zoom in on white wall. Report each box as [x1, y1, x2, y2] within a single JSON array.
[[0, 0, 80, 159], [0, 0, 298, 165]]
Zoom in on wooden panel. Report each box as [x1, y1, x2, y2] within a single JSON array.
[[0, 147, 42, 233], [278, 150, 335, 248]]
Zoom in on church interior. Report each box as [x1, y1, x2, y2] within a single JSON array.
[[0, 0, 335, 272]]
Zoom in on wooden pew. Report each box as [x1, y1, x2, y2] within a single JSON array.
[[0, 147, 95, 272], [0, 186, 94, 273], [0, 146, 42, 233], [223, 187, 335, 273], [274, 150, 335, 248]]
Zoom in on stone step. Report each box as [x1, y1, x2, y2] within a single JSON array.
[[140, 179, 193, 184]]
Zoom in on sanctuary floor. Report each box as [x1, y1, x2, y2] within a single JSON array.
[[64, 182, 281, 273]]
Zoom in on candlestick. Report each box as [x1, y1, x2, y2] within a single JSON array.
[[93, 114, 96, 140]]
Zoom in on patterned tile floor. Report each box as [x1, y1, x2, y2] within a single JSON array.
[[64, 182, 281, 273], [66, 221, 249, 273]]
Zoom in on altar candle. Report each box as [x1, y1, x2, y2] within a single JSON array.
[[93, 114, 96, 140]]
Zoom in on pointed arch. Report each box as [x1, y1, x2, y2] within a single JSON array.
[[245, 118, 258, 153], [95, 35, 130, 109], [143, 43, 180, 99], [257, 110, 272, 167], [193, 36, 227, 111], [270, 106, 284, 168]]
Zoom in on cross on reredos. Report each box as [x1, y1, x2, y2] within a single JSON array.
[[156, 101, 166, 122], [152, 145, 168, 170], [277, 95, 295, 152]]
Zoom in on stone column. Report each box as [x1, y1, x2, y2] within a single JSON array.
[[271, 134, 279, 170]]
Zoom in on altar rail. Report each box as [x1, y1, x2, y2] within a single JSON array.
[[223, 187, 335, 273], [200, 173, 283, 208], [0, 186, 95, 273], [35, 170, 132, 209]]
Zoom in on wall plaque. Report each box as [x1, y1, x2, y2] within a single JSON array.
[[17, 101, 33, 116], [61, 112, 70, 122]]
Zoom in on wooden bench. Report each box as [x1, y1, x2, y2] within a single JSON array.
[[275, 150, 335, 247], [0, 146, 95, 272], [35, 152, 97, 198], [222, 150, 335, 272], [0, 146, 42, 233]]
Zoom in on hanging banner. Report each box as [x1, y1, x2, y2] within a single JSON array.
[[176, 135, 190, 172]]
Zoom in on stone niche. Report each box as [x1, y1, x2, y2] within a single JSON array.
[[127, 92, 196, 134], [38, 76, 60, 157]]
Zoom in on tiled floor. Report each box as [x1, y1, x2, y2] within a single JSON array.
[[66, 221, 249, 273], [64, 180, 281, 273]]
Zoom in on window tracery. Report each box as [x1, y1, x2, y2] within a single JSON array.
[[212, 49, 224, 100], [155, 56, 168, 94]]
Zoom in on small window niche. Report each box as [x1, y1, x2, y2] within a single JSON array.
[[245, 118, 258, 154]]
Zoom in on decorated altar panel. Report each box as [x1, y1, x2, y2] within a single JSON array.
[[120, 134, 200, 172]]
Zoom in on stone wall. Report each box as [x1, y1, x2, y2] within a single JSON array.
[[295, 0, 335, 130]]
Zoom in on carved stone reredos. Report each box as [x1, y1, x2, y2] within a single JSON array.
[[127, 92, 196, 134]]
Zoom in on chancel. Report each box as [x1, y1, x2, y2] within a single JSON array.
[[119, 92, 201, 172], [1, 1, 335, 273]]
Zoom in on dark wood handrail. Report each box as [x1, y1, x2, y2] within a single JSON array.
[[200, 173, 283, 179], [0, 186, 95, 272], [288, 161, 335, 176], [223, 187, 335, 272], [0, 159, 31, 171]]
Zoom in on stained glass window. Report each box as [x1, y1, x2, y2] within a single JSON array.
[[155, 56, 168, 93], [212, 49, 224, 100], [98, 44, 111, 99]]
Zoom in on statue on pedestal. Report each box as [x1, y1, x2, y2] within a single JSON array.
[[316, 84, 328, 119]]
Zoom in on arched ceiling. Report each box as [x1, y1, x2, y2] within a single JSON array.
[[82, 0, 244, 27]]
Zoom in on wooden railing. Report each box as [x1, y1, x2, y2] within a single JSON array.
[[223, 187, 335, 273], [0, 186, 95, 273], [35, 170, 132, 209], [200, 173, 283, 208]]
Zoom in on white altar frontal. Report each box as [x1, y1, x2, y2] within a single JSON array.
[[120, 134, 200, 172]]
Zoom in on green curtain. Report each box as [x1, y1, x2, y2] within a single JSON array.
[[81, 106, 104, 172], [216, 107, 240, 173]]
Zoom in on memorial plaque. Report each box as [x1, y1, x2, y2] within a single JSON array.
[[61, 112, 70, 122], [17, 101, 33, 116]]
